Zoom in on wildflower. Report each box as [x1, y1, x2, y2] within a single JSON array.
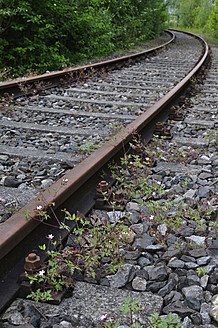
[[62, 178, 68, 183], [156, 181, 161, 185], [36, 205, 43, 211], [152, 192, 156, 196], [145, 157, 150, 161], [149, 215, 154, 220], [100, 314, 107, 321], [39, 269, 45, 276], [47, 234, 54, 240]]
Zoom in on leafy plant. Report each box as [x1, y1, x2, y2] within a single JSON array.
[[26, 208, 129, 302], [99, 298, 183, 328], [196, 267, 208, 277], [148, 312, 183, 328]]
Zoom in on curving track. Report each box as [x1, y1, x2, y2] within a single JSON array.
[[0, 31, 203, 215], [0, 30, 213, 315]]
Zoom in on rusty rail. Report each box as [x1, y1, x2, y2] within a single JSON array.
[[0, 30, 175, 96], [0, 30, 209, 262]]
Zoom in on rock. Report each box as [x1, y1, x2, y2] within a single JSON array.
[[138, 256, 152, 267], [187, 274, 200, 286], [2, 312, 25, 325], [126, 202, 140, 212], [135, 269, 149, 280], [40, 178, 54, 189], [201, 275, 209, 289], [149, 265, 168, 281], [200, 302, 211, 324], [130, 223, 144, 235], [163, 248, 182, 260], [182, 316, 192, 328], [4, 176, 21, 187], [23, 304, 41, 327], [107, 264, 133, 288], [168, 257, 185, 269], [185, 235, 206, 246], [163, 300, 195, 318], [187, 248, 208, 258], [125, 250, 140, 261], [197, 256, 211, 266], [209, 294, 218, 323], [184, 262, 198, 269], [144, 244, 164, 252], [164, 291, 183, 306], [147, 281, 167, 293], [132, 276, 147, 291], [133, 234, 155, 251], [197, 186, 210, 198], [157, 223, 167, 236], [158, 280, 175, 297], [107, 211, 124, 223], [185, 296, 201, 311], [122, 227, 136, 244], [190, 312, 202, 325], [59, 321, 73, 328], [182, 285, 204, 302], [0, 154, 9, 161]]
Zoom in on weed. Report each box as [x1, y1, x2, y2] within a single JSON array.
[[99, 298, 183, 328], [196, 267, 208, 277], [25, 208, 129, 302]]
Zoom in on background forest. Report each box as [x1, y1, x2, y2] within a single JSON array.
[[0, 0, 168, 77], [0, 0, 217, 78], [170, 0, 217, 37]]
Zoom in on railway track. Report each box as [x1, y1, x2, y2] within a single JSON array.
[[0, 30, 217, 327], [0, 31, 202, 218]]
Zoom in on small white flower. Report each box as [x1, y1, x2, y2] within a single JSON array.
[[37, 205, 43, 211], [152, 192, 156, 196], [39, 269, 45, 276], [156, 181, 161, 185], [145, 157, 150, 161], [149, 215, 154, 220], [100, 314, 107, 321], [48, 234, 54, 240], [62, 178, 68, 183]]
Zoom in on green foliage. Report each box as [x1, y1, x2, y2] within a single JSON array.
[[0, 0, 168, 77], [171, 0, 217, 37], [26, 208, 129, 302], [99, 297, 183, 327], [148, 312, 183, 328]]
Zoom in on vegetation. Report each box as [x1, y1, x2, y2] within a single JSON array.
[[0, 0, 168, 78], [170, 0, 217, 38]]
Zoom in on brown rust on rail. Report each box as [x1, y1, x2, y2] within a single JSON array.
[[0, 30, 209, 261]]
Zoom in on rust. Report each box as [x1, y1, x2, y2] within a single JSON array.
[[97, 180, 109, 193], [24, 253, 41, 273]]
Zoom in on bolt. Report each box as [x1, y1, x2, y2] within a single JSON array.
[[98, 180, 109, 192], [24, 252, 41, 272]]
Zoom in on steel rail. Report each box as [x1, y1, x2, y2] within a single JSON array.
[[0, 31, 175, 96], [0, 30, 209, 263]]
